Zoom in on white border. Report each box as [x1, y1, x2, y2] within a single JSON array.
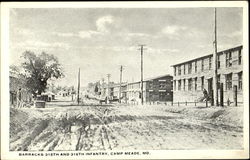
[[1, 1, 249, 159]]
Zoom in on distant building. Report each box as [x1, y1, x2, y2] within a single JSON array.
[[57, 90, 69, 97], [126, 74, 173, 104], [171, 45, 243, 103], [41, 91, 55, 101]]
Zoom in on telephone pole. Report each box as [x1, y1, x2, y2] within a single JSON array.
[[138, 45, 146, 105], [119, 65, 124, 103], [213, 8, 219, 106], [107, 74, 111, 102], [77, 68, 80, 105]]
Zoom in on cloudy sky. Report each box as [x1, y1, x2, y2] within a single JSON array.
[[9, 7, 242, 87]]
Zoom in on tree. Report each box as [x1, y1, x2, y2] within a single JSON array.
[[22, 51, 64, 97]]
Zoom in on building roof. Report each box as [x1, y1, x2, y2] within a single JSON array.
[[144, 74, 172, 81], [171, 45, 243, 67], [127, 74, 172, 85], [41, 91, 55, 95]]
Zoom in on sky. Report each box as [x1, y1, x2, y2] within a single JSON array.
[[9, 7, 243, 87]]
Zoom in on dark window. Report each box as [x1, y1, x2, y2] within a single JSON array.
[[178, 66, 181, 75], [183, 79, 186, 91], [188, 78, 192, 91], [226, 73, 232, 90], [201, 76, 204, 90], [183, 65, 186, 75], [149, 81, 153, 88], [178, 80, 181, 91], [188, 63, 192, 74], [174, 80, 176, 91], [194, 78, 197, 90], [238, 49, 242, 65], [159, 92, 166, 101], [201, 59, 204, 71], [226, 52, 232, 67], [217, 74, 220, 88], [238, 72, 242, 90], [174, 67, 176, 76], [217, 55, 221, 69], [195, 61, 197, 73], [159, 81, 166, 89], [209, 57, 212, 70]]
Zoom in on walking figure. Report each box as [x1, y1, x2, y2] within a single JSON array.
[[203, 88, 208, 102]]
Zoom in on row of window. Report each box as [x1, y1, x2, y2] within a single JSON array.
[[174, 49, 242, 76], [149, 81, 168, 89], [173, 72, 242, 91]]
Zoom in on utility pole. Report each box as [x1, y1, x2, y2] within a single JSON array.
[[107, 74, 111, 103], [213, 8, 219, 106], [119, 65, 124, 103], [138, 45, 146, 105], [77, 68, 80, 105]]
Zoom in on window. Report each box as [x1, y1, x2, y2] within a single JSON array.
[[238, 72, 242, 90], [194, 78, 197, 90], [188, 78, 192, 91], [226, 52, 232, 67], [159, 81, 166, 89], [217, 74, 220, 88], [178, 80, 181, 91], [195, 61, 197, 73], [159, 92, 166, 101], [188, 63, 192, 74], [178, 66, 181, 75], [217, 55, 221, 69], [173, 80, 176, 91], [149, 81, 153, 88], [201, 76, 204, 90], [226, 73, 232, 90], [238, 49, 242, 65], [183, 65, 186, 75], [201, 59, 204, 71], [209, 57, 212, 70], [174, 67, 176, 76], [183, 79, 186, 91]]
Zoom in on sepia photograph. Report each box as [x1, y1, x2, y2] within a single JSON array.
[[1, 1, 249, 159]]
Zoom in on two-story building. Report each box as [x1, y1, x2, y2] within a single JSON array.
[[172, 45, 243, 104], [126, 74, 173, 104]]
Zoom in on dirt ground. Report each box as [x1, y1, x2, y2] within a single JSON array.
[[9, 96, 243, 151]]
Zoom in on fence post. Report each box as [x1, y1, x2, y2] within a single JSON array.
[[211, 89, 214, 106], [233, 85, 237, 106], [227, 98, 230, 106], [220, 83, 224, 107], [195, 101, 196, 106], [185, 101, 187, 106]]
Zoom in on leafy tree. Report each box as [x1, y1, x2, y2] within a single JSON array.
[[22, 51, 64, 97]]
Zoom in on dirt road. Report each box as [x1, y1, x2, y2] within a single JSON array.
[[9, 99, 243, 151]]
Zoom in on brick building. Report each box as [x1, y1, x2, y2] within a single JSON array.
[[126, 74, 173, 104], [172, 45, 243, 104]]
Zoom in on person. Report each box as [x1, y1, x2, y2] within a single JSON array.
[[203, 88, 208, 102]]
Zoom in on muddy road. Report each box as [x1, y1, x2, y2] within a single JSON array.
[[10, 103, 243, 151]]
